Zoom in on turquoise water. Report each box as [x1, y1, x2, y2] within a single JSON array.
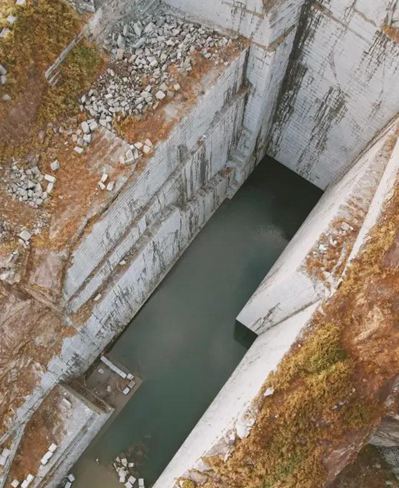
[[73, 158, 322, 487]]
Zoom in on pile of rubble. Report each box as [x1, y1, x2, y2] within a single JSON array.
[[112, 456, 145, 488], [66, 118, 98, 155], [5, 159, 57, 208], [80, 10, 232, 128]]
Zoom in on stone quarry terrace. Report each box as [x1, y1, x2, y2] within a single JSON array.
[[2, 0, 399, 487], [0, 2, 245, 486]]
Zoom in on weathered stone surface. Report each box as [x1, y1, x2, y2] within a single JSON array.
[[267, 1, 399, 189]]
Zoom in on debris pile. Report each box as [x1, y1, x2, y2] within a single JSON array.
[[113, 456, 145, 488], [63, 118, 99, 155], [99, 356, 136, 395], [80, 10, 232, 128], [99, 137, 154, 171], [5, 159, 56, 208]]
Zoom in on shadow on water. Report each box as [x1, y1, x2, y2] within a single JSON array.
[[234, 322, 257, 349], [72, 157, 322, 487]]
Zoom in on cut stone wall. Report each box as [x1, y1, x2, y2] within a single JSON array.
[[155, 117, 399, 488], [5, 48, 249, 452], [153, 303, 320, 488], [267, 0, 399, 189], [237, 119, 398, 334], [63, 48, 248, 309], [163, 0, 307, 183]]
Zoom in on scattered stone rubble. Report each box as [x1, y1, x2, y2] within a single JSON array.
[[113, 455, 145, 488], [66, 118, 98, 155], [99, 356, 136, 395], [5, 158, 56, 208], [80, 10, 232, 129]]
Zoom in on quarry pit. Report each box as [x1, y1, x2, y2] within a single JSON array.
[[1, 0, 399, 487]]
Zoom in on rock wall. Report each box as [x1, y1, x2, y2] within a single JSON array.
[[155, 116, 399, 488], [153, 303, 320, 488], [6, 47, 249, 451], [163, 0, 307, 183], [267, 0, 399, 189], [64, 49, 248, 311], [237, 119, 398, 334]]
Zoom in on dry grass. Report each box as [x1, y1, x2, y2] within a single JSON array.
[[383, 25, 399, 44], [0, 0, 103, 157], [38, 41, 104, 123], [0, 0, 81, 99]]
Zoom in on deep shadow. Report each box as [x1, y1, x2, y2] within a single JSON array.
[[234, 321, 257, 349]]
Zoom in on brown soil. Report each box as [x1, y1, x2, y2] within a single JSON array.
[[5, 388, 65, 485], [0, 283, 74, 434], [384, 25, 399, 44]]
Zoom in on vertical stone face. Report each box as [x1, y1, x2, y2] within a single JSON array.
[[267, 0, 399, 189], [163, 0, 307, 169], [163, 0, 304, 46]]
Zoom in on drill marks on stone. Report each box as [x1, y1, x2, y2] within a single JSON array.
[[266, 0, 318, 156], [361, 30, 399, 83], [299, 87, 347, 181], [268, 0, 399, 189]]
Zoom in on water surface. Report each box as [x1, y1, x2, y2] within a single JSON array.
[[73, 158, 322, 486]]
